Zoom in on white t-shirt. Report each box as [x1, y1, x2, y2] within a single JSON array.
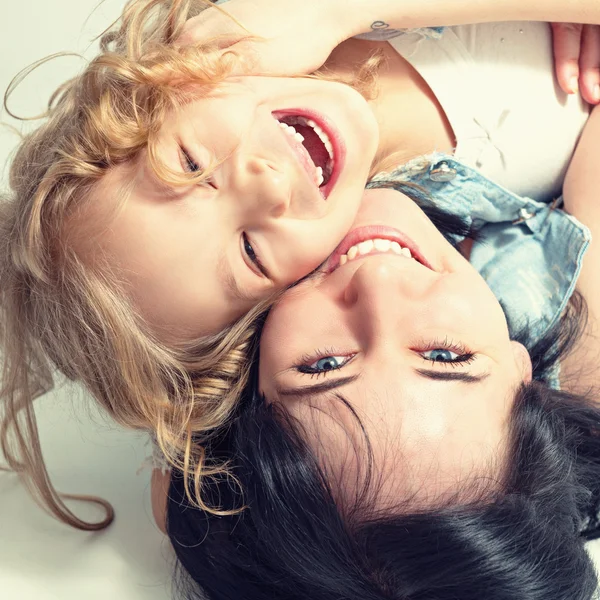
[[384, 22, 590, 201]]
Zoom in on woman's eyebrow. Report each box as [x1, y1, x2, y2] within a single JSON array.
[[275, 375, 360, 399], [414, 369, 490, 383]]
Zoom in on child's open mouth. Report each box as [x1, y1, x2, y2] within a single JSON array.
[[272, 110, 342, 197]]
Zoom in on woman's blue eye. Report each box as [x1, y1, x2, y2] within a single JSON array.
[[422, 349, 471, 363], [298, 355, 350, 374]]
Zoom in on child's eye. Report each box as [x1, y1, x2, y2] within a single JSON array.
[[181, 147, 201, 173], [242, 233, 269, 278], [180, 146, 216, 188], [243, 234, 259, 265]]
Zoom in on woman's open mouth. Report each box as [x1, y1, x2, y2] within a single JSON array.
[[272, 110, 344, 198], [324, 226, 434, 274]]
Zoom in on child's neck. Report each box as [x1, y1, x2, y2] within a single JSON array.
[[325, 38, 455, 174]]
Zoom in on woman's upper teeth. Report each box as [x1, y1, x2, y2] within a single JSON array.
[[339, 238, 413, 267]]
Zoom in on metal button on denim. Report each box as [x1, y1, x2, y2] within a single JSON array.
[[512, 207, 536, 224], [429, 161, 457, 182]]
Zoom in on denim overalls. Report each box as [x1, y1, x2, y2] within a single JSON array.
[[367, 153, 590, 388]]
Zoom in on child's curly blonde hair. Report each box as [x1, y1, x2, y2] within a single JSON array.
[[0, 0, 273, 531], [0, 0, 385, 531]]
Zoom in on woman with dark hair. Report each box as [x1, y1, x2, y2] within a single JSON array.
[[163, 103, 600, 599], [168, 367, 600, 600]]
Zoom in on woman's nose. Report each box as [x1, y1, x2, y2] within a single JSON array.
[[342, 258, 437, 334]]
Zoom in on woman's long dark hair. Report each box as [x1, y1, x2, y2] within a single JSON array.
[[167, 184, 600, 600], [166, 298, 600, 600]]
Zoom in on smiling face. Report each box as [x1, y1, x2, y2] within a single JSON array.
[[92, 76, 378, 338], [259, 188, 532, 508]]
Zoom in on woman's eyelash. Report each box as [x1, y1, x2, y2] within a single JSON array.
[[420, 352, 476, 368], [416, 336, 476, 367], [293, 337, 475, 380], [295, 348, 355, 378]]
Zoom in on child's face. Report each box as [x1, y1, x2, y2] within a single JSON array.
[[91, 76, 378, 338]]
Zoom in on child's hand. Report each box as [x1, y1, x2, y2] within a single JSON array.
[[177, 0, 354, 76], [551, 23, 600, 105]]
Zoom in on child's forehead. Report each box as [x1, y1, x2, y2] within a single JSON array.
[[65, 159, 138, 249]]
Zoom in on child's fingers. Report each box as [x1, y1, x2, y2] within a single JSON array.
[[578, 25, 600, 105], [551, 22, 583, 95]]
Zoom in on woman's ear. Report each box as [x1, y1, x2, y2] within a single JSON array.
[[511, 341, 532, 383], [151, 468, 171, 534]]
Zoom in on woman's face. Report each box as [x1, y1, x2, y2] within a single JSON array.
[[95, 76, 378, 338], [259, 188, 532, 507]]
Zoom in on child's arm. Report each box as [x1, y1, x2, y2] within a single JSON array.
[[179, 0, 600, 80], [357, 0, 600, 32], [151, 468, 171, 534], [559, 104, 600, 394]]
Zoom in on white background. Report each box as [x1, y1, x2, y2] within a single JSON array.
[[1, 2, 600, 599], [0, 2, 173, 599]]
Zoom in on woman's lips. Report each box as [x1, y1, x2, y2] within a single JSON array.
[[324, 225, 434, 274]]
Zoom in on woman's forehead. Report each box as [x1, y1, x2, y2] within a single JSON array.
[[293, 384, 509, 510]]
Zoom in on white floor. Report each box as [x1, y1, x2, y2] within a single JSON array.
[[1, 2, 599, 599], [0, 383, 174, 599], [0, 2, 172, 598]]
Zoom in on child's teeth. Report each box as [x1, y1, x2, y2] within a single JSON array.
[[391, 241, 402, 254], [280, 122, 300, 139], [315, 166, 324, 186], [305, 118, 334, 159], [339, 254, 348, 266], [316, 128, 333, 157], [278, 117, 336, 182], [348, 246, 358, 260], [401, 247, 412, 258]]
